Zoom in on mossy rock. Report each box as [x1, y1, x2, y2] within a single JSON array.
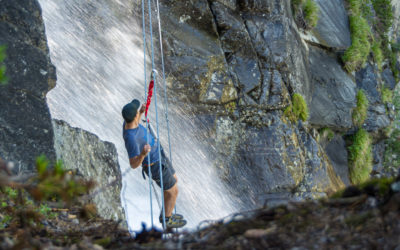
[[348, 129, 373, 185], [352, 90, 369, 128]]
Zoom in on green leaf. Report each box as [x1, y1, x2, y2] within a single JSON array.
[[36, 155, 49, 175]]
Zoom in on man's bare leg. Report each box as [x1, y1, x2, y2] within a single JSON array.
[[163, 174, 178, 218]]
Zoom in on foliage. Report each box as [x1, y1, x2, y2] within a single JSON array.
[[384, 128, 400, 168], [38, 203, 57, 219], [32, 155, 93, 203], [382, 85, 400, 173], [303, 0, 319, 28], [348, 129, 373, 185], [371, 41, 383, 71], [284, 93, 309, 123], [342, 12, 372, 72], [380, 85, 393, 104], [352, 90, 369, 127], [390, 51, 399, 81], [319, 128, 335, 141], [3, 187, 18, 199], [0, 45, 8, 85], [392, 42, 400, 53], [0, 155, 94, 231], [343, 0, 396, 73], [371, 0, 393, 34], [291, 0, 319, 29]]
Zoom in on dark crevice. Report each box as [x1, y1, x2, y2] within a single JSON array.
[[304, 39, 338, 53]]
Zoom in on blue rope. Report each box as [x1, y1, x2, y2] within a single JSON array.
[[147, 0, 166, 230], [154, 0, 176, 216], [141, 0, 154, 228]]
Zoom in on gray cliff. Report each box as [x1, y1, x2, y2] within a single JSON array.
[[0, 0, 56, 173]]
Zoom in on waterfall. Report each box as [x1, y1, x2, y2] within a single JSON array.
[[39, 0, 237, 231]]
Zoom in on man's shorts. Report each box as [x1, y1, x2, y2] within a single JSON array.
[[142, 154, 176, 190]]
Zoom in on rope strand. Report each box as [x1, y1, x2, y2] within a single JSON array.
[[147, 0, 166, 230], [154, 0, 176, 217], [142, 0, 154, 228]]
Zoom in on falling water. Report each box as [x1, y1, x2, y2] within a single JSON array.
[[38, 0, 237, 231]]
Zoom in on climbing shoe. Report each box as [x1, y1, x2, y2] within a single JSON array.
[[159, 213, 184, 223], [164, 216, 187, 229]]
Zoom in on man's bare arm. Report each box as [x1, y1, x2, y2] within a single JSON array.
[[129, 144, 151, 169], [137, 104, 146, 122]]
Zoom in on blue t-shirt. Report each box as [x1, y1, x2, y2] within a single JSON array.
[[123, 123, 160, 165]]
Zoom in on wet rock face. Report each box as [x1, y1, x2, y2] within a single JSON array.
[[52, 119, 125, 222], [322, 135, 350, 186], [215, 112, 344, 207], [312, 0, 351, 49], [0, 0, 56, 173], [355, 64, 391, 132], [308, 47, 356, 130], [382, 68, 397, 90], [159, 0, 348, 204]]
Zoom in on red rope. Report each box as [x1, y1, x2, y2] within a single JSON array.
[[145, 80, 154, 118]]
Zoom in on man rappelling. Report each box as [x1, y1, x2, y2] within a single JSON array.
[[121, 76, 186, 229]]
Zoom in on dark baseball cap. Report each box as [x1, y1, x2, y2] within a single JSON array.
[[122, 99, 140, 122]]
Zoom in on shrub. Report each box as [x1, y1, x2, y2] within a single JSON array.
[[352, 90, 369, 127], [348, 129, 373, 184], [381, 85, 393, 104], [284, 93, 309, 123], [303, 0, 319, 28], [0, 45, 8, 85], [371, 41, 383, 71]]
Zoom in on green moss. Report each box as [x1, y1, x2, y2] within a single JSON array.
[[94, 237, 111, 247], [381, 85, 393, 104], [371, 41, 383, 71], [348, 129, 373, 185], [390, 51, 399, 81], [352, 90, 369, 127], [284, 93, 309, 123], [342, 13, 372, 72], [303, 0, 319, 28], [293, 93, 309, 121], [291, 0, 319, 29], [224, 101, 237, 114], [371, 0, 393, 34], [359, 177, 395, 196], [0, 45, 8, 85], [392, 42, 400, 53], [384, 128, 400, 168], [319, 127, 335, 141]]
